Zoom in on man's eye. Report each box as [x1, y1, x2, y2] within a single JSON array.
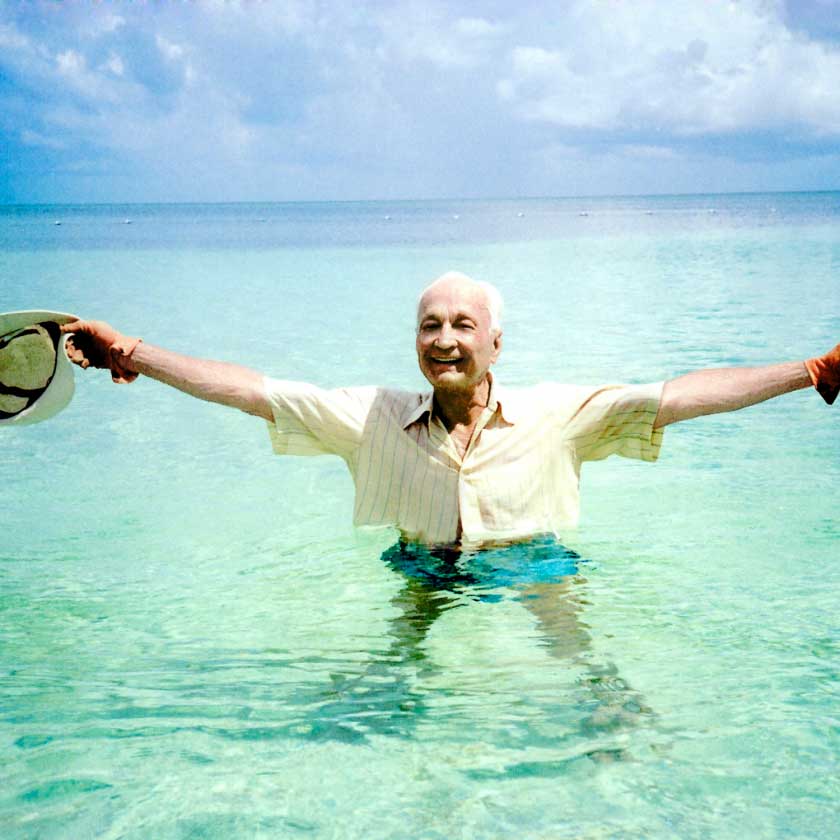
[[456, 322, 475, 330]]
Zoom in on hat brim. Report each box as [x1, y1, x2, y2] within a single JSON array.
[[0, 310, 79, 426]]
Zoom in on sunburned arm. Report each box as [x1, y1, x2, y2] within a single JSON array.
[[129, 343, 273, 421], [654, 361, 812, 428]]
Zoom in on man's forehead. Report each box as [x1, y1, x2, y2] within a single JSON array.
[[418, 281, 490, 317]]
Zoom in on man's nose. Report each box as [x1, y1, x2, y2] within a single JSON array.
[[434, 324, 456, 347]]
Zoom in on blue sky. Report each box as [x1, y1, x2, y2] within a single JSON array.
[[2, 0, 840, 202]]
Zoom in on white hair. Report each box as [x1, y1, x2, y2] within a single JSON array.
[[480, 281, 504, 334], [416, 272, 504, 334]]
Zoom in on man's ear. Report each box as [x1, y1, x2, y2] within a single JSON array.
[[491, 330, 503, 363]]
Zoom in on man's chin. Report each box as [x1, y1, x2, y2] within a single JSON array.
[[427, 373, 475, 394]]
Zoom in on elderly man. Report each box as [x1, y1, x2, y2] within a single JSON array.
[[63, 270, 838, 548]]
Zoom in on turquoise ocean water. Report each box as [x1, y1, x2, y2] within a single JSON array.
[[1, 194, 838, 838]]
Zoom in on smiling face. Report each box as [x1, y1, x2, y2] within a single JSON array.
[[415, 274, 502, 395]]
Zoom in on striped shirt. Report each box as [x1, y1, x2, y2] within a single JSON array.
[[263, 376, 664, 547]]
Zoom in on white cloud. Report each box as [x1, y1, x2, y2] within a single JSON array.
[[78, 12, 125, 39], [505, 46, 621, 128], [376, 4, 505, 69], [102, 53, 125, 77], [0, 21, 30, 50], [533, 138, 840, 196], [53, 47, 126, 104], [454, 17, 502, 38], [618, 144, 680, 160], [156, 34, 185, 61], [55, 49, 85, 76], [19, 129, 65, 150], [498, 0, 840, 135]]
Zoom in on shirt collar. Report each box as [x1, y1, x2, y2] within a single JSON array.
[[401, 390, 435, 429], [401, 374, 522, 429], [490, 380, 526, 424]]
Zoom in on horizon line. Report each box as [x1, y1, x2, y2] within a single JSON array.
[[2, 187, 839, 208]]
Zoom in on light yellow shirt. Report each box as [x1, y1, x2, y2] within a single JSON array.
[[264, 376, 664, 546]]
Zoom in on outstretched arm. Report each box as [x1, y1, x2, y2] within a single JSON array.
[[127, 342, 271, 420], [654, 343, 839, 428], [60, 320, 273, 421]]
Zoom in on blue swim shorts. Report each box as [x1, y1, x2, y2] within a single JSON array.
[[381, 534, 585, 599]]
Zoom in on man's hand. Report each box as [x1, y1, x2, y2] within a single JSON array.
[[60, 320, 142, 384], [805, 342, 840, 405]]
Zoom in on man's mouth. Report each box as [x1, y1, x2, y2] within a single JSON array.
[[429, 356, 461, 366]]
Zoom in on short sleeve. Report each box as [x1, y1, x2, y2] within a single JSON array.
[[563, 381, 665, 463], [263, 377, 377, 461]]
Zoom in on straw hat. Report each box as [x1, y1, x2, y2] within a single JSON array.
[[0, 310, 79, 426]]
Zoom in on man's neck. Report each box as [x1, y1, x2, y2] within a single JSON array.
[[433, 377, 491, 432]]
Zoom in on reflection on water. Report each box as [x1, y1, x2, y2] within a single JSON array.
[[297, 537, 654, 755]]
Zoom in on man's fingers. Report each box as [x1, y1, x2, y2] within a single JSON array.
[[58, 319, 130, 375], [62, 336, 92, 369], [67, 350, 90, 368]]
